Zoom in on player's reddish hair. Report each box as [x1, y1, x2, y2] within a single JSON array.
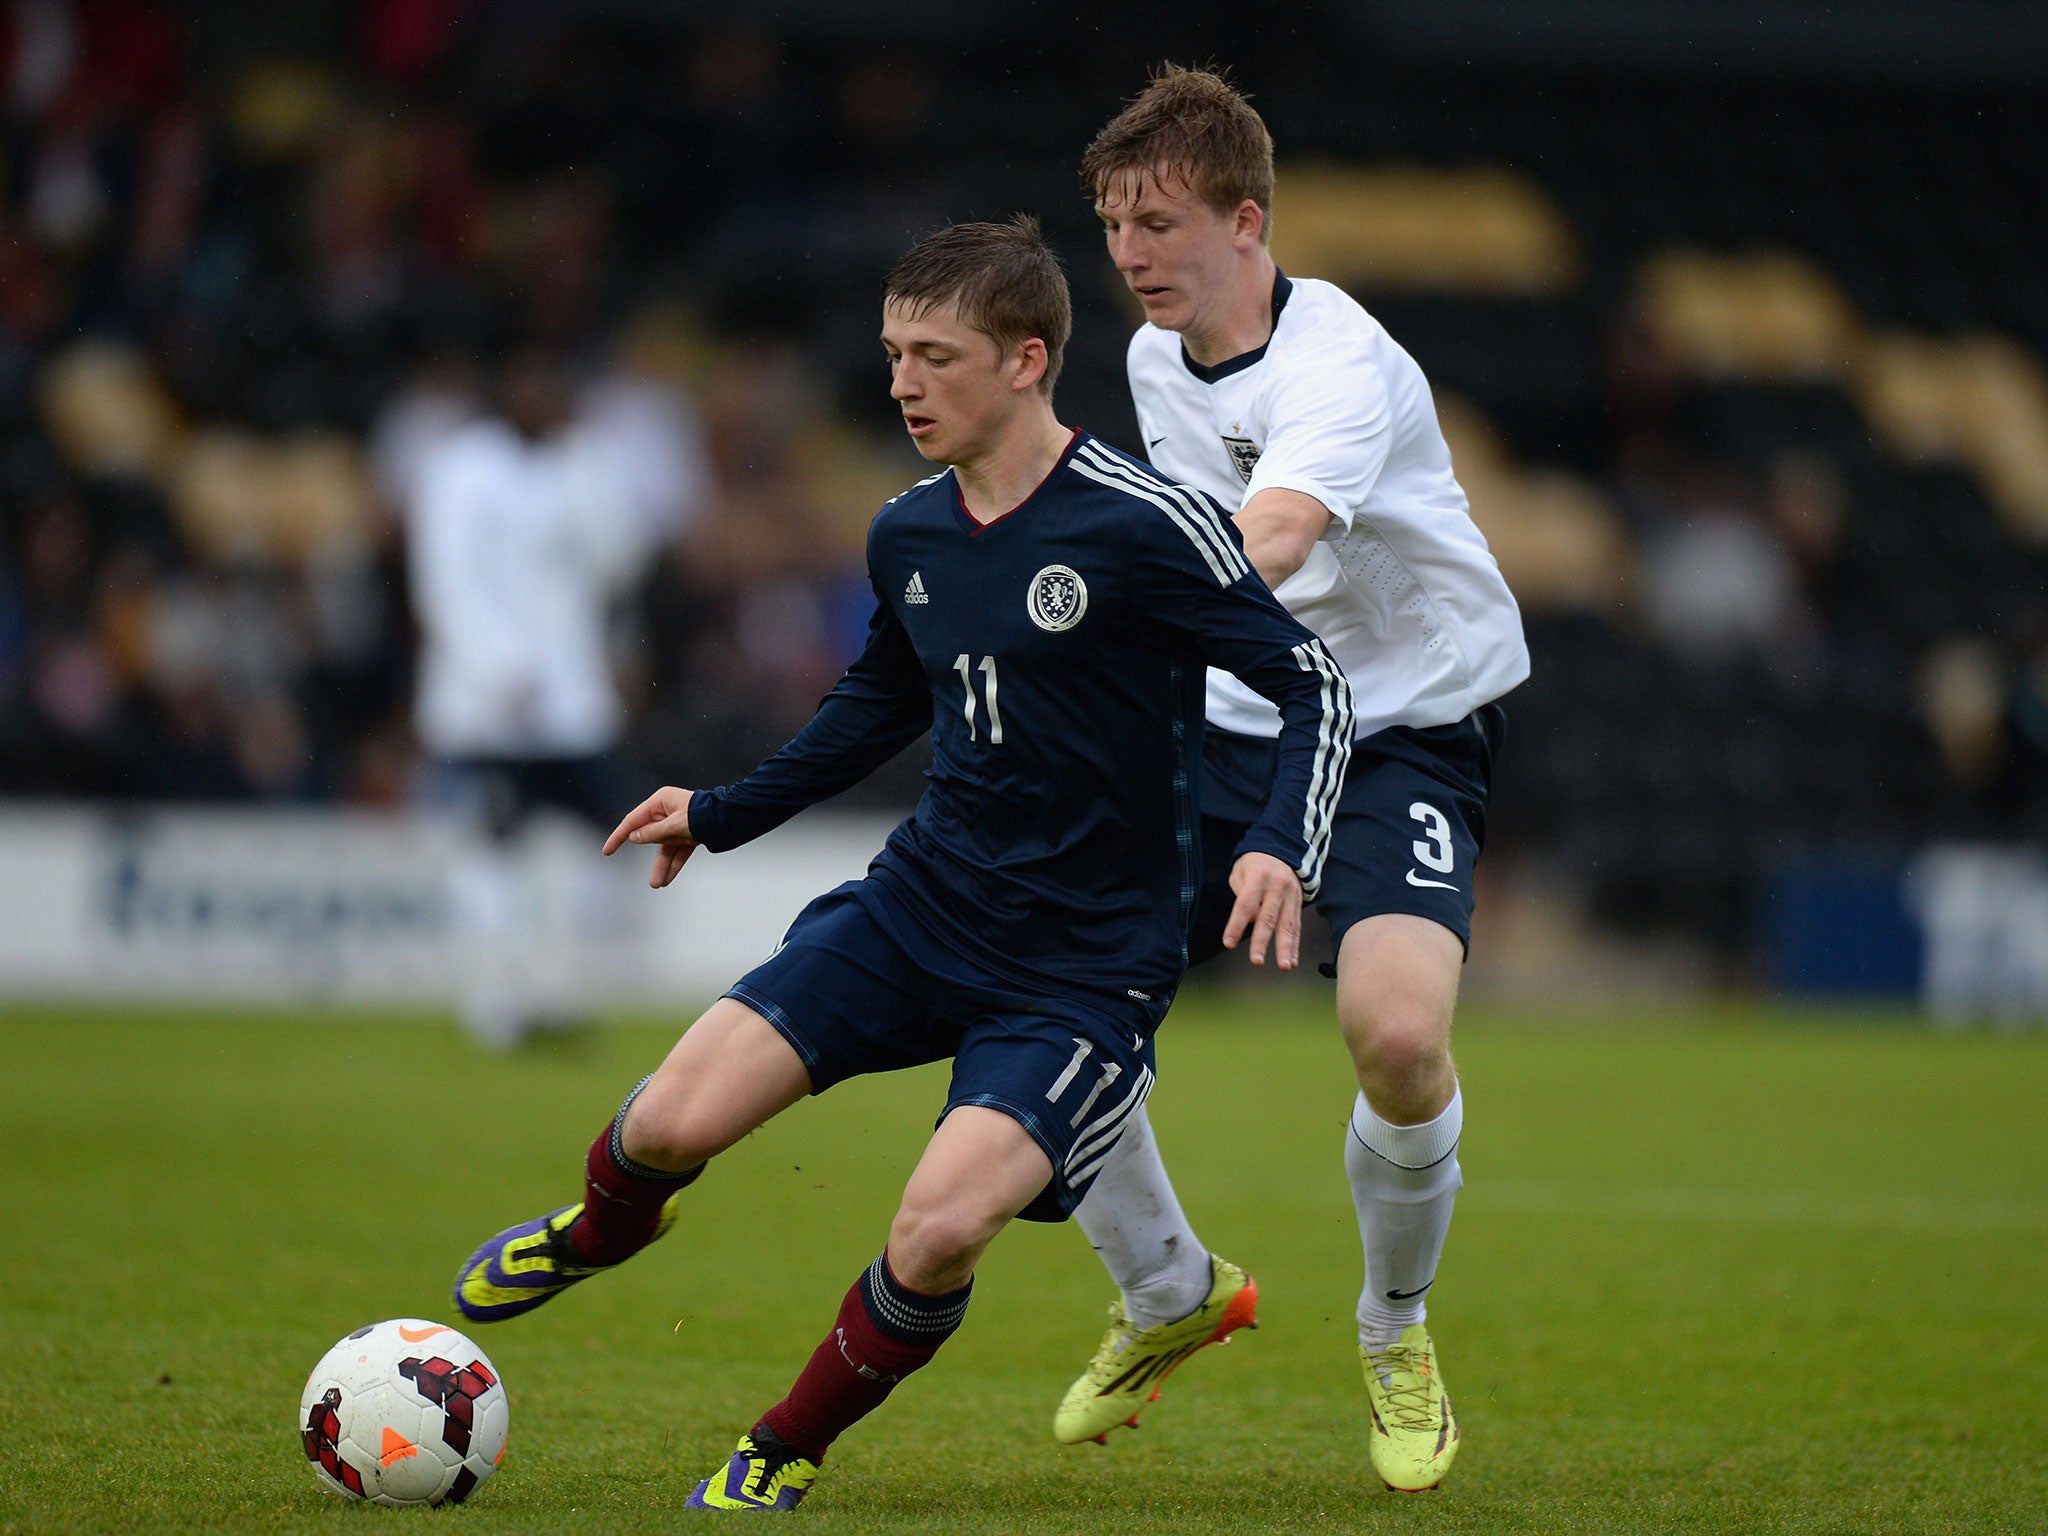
[[1081, 64, 1275, 236], [884, 216, 1072, 395]]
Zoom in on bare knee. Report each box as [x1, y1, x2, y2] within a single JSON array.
[[618, 1076, 721, 1171], [1338, 993, 1455, 1124], [1335, 915, 1462, 1121], [618, 999, 812, 1172], [1343, 998, 1448, 1082], [887, 1198, 1002, 1294]]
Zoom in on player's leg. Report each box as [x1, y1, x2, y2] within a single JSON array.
[[1061, 797, 1262, 1443], [1071, 1102, 1218, 1326], [1337, 911, 1464, 1345], [689, 1105, 1053, 1510], [1339, 918, 1465, 1491], [455, 878, 945, 1326], [454, 997, 810, 1323], [1335, 912, 1465, 1365], [1072, 807, 1237, 1322], [618, 996, 816, 1172], [1327, 710, 1499, 1490], [1055, 1103, 1259, 1444], [504, 753, 635, 1039], [431, 759, 539, 1049]]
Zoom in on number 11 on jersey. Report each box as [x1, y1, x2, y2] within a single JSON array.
[[953, 654, 1003, 744]]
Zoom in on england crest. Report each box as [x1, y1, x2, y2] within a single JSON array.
[[1223, 434, 1263, 483], [1026, 564, 1088, 632]]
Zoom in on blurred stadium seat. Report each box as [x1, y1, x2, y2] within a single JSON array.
[[1270, 162, 1580, 295]]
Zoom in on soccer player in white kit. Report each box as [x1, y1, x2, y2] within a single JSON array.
[[1054, 68, 1530, 1491]]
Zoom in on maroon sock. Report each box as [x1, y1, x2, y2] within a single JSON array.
[[565, 1076, 702, 1266], [756, 1253, 973, 1462]]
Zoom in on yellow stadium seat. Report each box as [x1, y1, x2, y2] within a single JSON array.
[[1436, 396, 1630, 610], [37, 340, 183, 480], [1855, 331, 2048, 542], [1269, 162, 1580, 295], [1636, 249, 1862, 381], [169, 428, 376, 566]]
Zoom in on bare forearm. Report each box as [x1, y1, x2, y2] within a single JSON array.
[[1235, 487, 1332, 589]]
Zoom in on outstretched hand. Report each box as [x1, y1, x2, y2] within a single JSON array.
[[1221, 851, 1305, 970], [603, 786, 700, 888]]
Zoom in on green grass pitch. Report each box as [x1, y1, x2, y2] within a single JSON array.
[[3, 994, 2045, 1534]]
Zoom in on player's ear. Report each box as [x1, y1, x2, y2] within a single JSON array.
[[1011, 337, 1049, 393], [1233, 198, 1265, 248]]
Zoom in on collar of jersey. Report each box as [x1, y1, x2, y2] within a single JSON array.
[[952, 427, 1085, 536], [1179, 269, 1294, 384]]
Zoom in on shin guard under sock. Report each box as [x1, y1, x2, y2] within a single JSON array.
[[757, 1253, 972, 1462], [1345, 1085, 1463, 1350], [566, 1074, 703, 1265]]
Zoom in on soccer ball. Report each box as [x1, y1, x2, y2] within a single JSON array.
[[299, 1318, 509, 1506]]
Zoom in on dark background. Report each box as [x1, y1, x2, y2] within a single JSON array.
[[2, 0, 2043, 982]]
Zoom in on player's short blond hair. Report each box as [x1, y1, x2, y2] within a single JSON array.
[[1081, 64, 1275, 236], [884, 216, 1072, 395]]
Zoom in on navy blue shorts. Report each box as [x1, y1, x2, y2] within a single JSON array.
[[1191, 704, 1505, 969], [725, 879, 1156, 1223]]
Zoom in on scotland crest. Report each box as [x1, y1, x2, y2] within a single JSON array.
[[1027, 564, 1088, 632]]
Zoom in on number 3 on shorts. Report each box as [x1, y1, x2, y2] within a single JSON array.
[[1410, 802, 1454, 874]]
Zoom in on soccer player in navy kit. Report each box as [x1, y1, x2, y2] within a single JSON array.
[[1052, 70, 1530, 1492], [448, 218, 1353, 1510]]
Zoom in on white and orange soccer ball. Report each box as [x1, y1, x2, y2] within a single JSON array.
[[299, 1318, 509, 1506]]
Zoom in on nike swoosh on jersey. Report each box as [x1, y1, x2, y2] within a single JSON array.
[[1405, 870, 1459, 891], [1147, 434, 1169, 447]]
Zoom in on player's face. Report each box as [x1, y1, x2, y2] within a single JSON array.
[[882, 298, 1019, 466], [1096, 170, 1256, 335]]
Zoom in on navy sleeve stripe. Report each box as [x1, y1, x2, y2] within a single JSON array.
[[1073, 444, 1250, 584], [1291, 638, 1353, 895]]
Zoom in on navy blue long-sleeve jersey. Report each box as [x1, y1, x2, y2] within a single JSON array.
[[688, 431, 1354, 1022]]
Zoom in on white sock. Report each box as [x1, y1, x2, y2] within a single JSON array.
[[450, 843, 536, 1049], [1073, 1104, 1214, 1329], [1345, 1084, 1463, 1351]]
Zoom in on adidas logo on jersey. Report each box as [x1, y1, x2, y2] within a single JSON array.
[[904, 571, 930, 605]]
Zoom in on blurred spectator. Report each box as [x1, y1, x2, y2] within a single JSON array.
[[370, 343, 482, 521], [1765, 450, 1849, 621], [578, 315, 713, 564], [406, 345, 651, 1046], [631, 329, 874, 783], [1638, 468, 1809, 659]]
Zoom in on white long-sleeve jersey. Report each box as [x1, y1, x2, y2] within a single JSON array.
[[408, 419, 638, 759], [1128, 273, 1529, 741]]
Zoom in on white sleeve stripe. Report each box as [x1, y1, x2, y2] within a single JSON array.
[[1068, 458, 1235, 586], [1077, 443, 1249, 582], [1315, 641, 1356, 877], [1320, 655, 1353, 885], [1072, 445, 1245, 581], [1075, 444, 1249, 583], [883, 469, 951, 507], [1290, 638, 1352, 893]]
